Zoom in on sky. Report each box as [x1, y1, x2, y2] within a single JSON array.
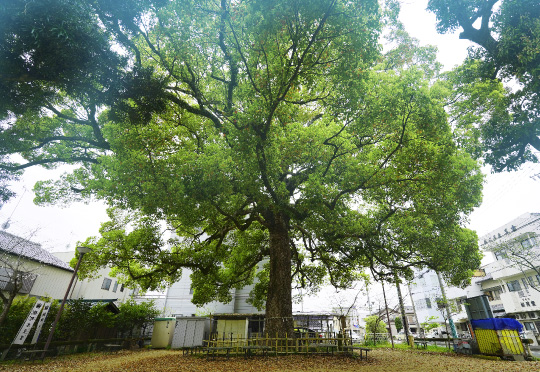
[[1, 0, 539, 313]]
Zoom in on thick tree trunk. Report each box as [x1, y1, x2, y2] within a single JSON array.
[[264, 211, 294, 338], [395, 275, 410, 343]]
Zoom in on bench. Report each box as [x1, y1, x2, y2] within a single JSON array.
[[18, 349, 49, 362], [181, 346, 202, 355], [414, 341, 428, 349], [242, 345, 272, 358], [309, 343, 338, 354], [205, 346, 234, 360], [343, 346, 371, 360], [103, 344, 123, 353]]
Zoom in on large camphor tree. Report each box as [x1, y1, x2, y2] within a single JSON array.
[[0, 0, 483, 337]]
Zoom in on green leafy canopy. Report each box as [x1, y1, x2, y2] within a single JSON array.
[[2, 0, 483, 336]]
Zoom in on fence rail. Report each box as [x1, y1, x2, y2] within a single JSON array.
[[204, 333, 355, 355]]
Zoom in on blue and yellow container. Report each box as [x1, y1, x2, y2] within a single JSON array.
[[471, 318, 524, 356]]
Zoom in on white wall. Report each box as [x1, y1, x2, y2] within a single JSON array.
[[52, 251, 134, 302], [26, 261, 73, 299], [160, 268, 262, 316]]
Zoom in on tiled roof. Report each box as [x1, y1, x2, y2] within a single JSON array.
[[0, 230, 73, 272]]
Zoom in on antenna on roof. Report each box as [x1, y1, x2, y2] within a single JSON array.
[[1, 187, 27, 230]]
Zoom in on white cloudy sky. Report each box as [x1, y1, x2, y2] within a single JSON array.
[[1, 0, 539, 311]]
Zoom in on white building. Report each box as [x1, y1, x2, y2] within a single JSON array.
[[52, 251, 136, 302], [410, 213, 540, 342], [158, 268, 262, 317], [0, 230, 135, 304], [409, 269, 472, 337], [0, 231, 74, 300], [475, 213, 540, 342]]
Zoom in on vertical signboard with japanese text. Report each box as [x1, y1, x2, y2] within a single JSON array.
[[31, 301, 52, 344], [13, 300, 44, 345]]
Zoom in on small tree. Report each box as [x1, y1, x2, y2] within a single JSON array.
[[420, 315, 440, 335], [0, 231, 42, 328], [394, 316, 403, 333], [435, 298, 460, 348], [0, 295, 37, 344], [115, 299, 159, 338], [54, 299, 117, 341], [364, 315, 387, 345], [330, 279, 369, 337]]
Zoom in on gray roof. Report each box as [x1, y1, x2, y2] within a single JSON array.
[[0, 231, 73, 272]]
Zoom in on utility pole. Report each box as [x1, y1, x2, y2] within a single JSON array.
[[41, 246, 91, 359]]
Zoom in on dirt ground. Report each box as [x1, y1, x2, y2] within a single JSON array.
[[1, 348, 540, 372]]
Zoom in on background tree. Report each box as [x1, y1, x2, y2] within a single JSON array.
[[1, 0, 483, 337], [420, 315, 440, 335], [428, 0, 540, 171], [329, 282, 368, 335], [0, 295, 37, 344], [364, 315, 388, 334], [364, 315, 387, 345], [394, 316, 403, 333], [116, 299, 160, 338]]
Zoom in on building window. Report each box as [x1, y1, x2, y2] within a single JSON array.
[[507, 280, 522, 292], [112, 281, 118, 293], [425, 298, 431, 309], [120, 284, 124, 292], [101, 278, 112, 290], [0, 269, 37, 294], [521, 237, 537, 249], [522, 278, 529, 289], [494, 251, 507, 261], [524, 322, 536, 331]]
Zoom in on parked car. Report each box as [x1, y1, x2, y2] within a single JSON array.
[[294, 327, 321, 339]]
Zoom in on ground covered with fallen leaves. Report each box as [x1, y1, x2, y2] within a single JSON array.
[[1, 348, 540, 372]]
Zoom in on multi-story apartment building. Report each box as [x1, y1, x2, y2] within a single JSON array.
[[409, 270, 474, 337], [411, 213, 540, 343], [475, 213, 540, 341]]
